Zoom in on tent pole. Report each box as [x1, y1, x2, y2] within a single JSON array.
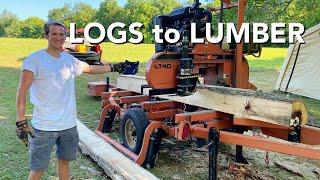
[[285, 43, 302, 91]]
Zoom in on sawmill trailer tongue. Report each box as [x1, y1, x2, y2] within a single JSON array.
[[87, 0, 320, 179]]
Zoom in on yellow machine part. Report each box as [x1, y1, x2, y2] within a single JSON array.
[[75, 44, 88, 53]]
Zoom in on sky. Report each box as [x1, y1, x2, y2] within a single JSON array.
[[0, 0, 127, 20]]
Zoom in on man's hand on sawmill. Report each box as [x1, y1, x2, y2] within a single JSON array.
[[16, 120, 34, 147], [110, 60, 139, 75], [110, 62, 126, 73]]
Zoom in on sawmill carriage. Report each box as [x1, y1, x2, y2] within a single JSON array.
[[87, 0, 320, 179]]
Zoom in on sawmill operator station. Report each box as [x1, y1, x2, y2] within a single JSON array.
[[86, 0, 320, 179]]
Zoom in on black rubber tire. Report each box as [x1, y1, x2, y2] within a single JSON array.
[[121, 108, 150, 154]]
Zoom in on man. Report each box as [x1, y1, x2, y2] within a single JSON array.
[[16, 21, 124, 180]]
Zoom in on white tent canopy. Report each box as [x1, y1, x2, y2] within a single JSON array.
[[275, 23, 320, 100]]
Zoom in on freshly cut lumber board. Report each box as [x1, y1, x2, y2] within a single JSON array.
[[77, 120, 158, 180], [117, 75, 150, 94], [117, 75, 307, 126]]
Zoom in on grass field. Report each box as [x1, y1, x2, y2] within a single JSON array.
[[0, 38, 319, 179]]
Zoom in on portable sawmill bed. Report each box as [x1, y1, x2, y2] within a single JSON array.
[[87, 75, 320, 179]]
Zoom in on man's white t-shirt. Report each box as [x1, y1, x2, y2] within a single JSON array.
[[22, 49, 87, 131]]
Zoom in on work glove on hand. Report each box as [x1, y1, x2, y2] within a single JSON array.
[[110, 60, 139, 75], [16, 120, 34, 147], [110, 62, 126, 73]]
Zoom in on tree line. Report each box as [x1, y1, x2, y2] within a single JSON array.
[[0, 0, 319, 44]]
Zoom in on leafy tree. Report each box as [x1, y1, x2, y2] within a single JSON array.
[[242, 0, 319, 29], [94, 0, 129, 40], [152, 0, 182, 15], [283, 0, 320, 29], [95, 0, 127, 26], [125, 0, 181, 42], [4, 20, 22, 37], [20, 17, 45, 38], [0, 9, 19, 37], [71, 2, 97, 28], [125, 0, 157, 42], [47, 2, 96, 29], [47, 4, 73, 27], [244, 0, 318, 46]]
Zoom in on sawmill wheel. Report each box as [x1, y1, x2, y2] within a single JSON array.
[[121, 108, 150, 154]]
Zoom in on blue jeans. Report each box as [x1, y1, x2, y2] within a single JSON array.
[[29, 126, 79, 171]]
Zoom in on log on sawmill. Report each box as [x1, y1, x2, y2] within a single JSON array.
[[77, 120, 159, 180], [117, 75, 308, 126], [157, 85, 308, 126]]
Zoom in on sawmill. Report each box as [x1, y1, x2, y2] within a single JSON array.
[[84, 0, 320, 179]]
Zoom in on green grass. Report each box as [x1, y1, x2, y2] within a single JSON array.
[[0, 38, 319, 179], [0, 38, 155, 179], [0, 38, 106, 179], [100, 42, 154, 63], [246, 47, 287, 71]]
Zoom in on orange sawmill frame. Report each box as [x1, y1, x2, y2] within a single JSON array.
[[96, 88, 320, 166]]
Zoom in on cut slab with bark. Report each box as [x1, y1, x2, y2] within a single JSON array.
[[77, 120, 158, 180], [157, 85, 308, 126], [117, 75, 308, 126]]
